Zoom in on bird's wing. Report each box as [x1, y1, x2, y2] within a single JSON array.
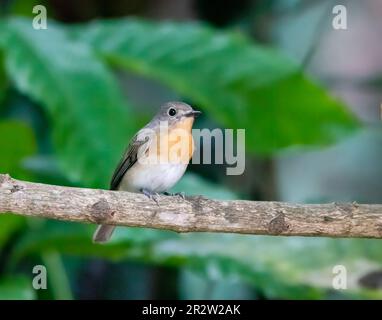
[[110, 130, 151, 190]]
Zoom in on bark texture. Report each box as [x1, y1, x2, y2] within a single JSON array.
[[1, 174, 382, 238]]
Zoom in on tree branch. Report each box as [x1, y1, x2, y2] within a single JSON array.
[[1, 174, 382, 238]]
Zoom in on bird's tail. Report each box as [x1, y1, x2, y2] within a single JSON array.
[[93, 224, 116, 243]]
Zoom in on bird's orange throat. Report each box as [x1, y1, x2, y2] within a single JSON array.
[[151, 117, 195, 165]]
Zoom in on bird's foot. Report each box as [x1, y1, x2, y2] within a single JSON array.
[[141, 188, 159, 205], [163, 191, 186, 200]]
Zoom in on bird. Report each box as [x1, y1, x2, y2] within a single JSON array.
[[93, 101, 201, 243]]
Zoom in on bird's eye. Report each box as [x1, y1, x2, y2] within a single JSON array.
[[168, 107, 177, 117]]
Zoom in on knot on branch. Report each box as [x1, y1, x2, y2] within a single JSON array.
[[190, 195, 210, 215], [268, 212, 289, 234], [333, 202, 356, 218], [90, 198, 115, 223], [0, 174, 23, 193], [0, 174, 11, 185]]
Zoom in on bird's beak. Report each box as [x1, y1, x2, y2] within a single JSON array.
[[185, 110, 202, 118]]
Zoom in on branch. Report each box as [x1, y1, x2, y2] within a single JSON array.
[[1, 174, 382, 239]]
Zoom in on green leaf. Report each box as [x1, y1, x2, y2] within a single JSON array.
[[41, 251, 73, 300], [1, 18, 138, 188], [0, 276, 36, 300], [75, 19, 358, 153], [0, 120, 36, 179]]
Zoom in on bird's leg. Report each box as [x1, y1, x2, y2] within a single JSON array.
[[141, 188, 159, 205], [163, 191, 186, 200]]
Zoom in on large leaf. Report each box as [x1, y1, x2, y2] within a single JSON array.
[[75, 19, 358, 154], [0, 18, 138, 188]]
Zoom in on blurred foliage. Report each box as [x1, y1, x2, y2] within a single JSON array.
[[0, 214, 25, 251], [0, 120, 36, 179], [0, 276, 35, 300], [0, 13, 378, 300], [7, 209, 382, 299], [0, 17, 359, 184], [75, 19, 358, 153], [1, 19, 137, 188], [8, 0, 50, 17], [0, 52, 7, 105]]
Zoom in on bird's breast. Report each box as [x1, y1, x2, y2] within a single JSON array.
[[118, 162, 188, 193], [118, 117, 195, 193]]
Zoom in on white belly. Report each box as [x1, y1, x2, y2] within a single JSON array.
[[118, 162, 188, 193]]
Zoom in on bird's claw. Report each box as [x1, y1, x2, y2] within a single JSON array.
[[141, 188, 159, 206], [163, 191, 186, 200], [177, 192, 186, 200]]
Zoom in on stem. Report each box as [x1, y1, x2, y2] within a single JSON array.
[[41, 251, 73, 300]]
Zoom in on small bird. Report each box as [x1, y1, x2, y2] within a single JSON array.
[[93, 101, 201, 243]]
